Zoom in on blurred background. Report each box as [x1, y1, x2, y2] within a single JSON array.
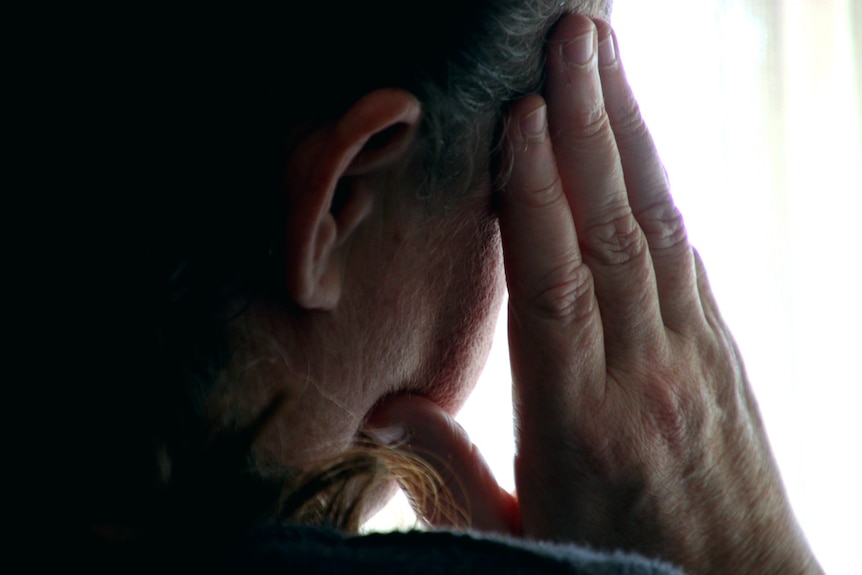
[[371, 1, 862, 573]]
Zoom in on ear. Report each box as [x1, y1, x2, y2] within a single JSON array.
[[284, 88, 421, 310]]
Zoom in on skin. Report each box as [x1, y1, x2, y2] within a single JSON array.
[[215, 3, 821, 573], [367, 13, 824, 575], [222, 91, 506, 470]]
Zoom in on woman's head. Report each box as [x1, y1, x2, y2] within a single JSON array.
[[71, 0, 612, 536]]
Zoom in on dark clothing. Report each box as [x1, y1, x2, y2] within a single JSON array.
[[209, 524, 686, 574]]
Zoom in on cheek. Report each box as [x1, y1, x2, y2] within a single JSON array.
[[415, 212, 506, 414]]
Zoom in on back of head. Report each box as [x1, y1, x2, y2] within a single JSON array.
[[41, 0, 590, 552]]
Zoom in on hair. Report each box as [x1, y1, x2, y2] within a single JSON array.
[[58, 0, 601, 552]]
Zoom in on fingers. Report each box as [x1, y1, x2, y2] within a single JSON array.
[[544, 15, 667, 355], [593, 20, 704, 331], [498, 95, 586, 325], [498, 94, 606, 408], [363, 394, 519, 535], [499, 14, 709, 541]]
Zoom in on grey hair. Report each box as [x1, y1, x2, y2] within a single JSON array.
[[274, 1, 608, 200], [70, 0, 613, 538], [415, 1, 576, 197], [413, 0, 610, 196]]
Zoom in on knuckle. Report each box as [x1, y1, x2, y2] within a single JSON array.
[[609, 99, 648, 140], [527, 258, 597, 325], [582, 210, 648, 267], [636, 200, 689, 254], [512, 175, 563, 210], [558, 104, 610, 139]]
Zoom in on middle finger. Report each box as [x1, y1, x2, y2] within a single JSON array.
[[545, 14, 665, 359]]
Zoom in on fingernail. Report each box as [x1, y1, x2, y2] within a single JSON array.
[[363, 424, 409, 447], [598, 36, 616, 67], [562, 29, 596, 67], [519, 105, 547, 140]]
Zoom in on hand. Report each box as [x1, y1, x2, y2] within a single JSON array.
[[495, 15, 820, 574], [366, 13, 821, 575]]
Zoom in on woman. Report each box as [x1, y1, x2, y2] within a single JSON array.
[[59, 1, 822, 572]]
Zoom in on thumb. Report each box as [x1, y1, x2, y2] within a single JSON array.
[[363, 393, 520, 535]]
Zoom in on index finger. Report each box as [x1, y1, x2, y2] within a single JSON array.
[[498, 94, 605, 422]]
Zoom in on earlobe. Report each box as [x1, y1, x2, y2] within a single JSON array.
[[283, 88, 422, 311]]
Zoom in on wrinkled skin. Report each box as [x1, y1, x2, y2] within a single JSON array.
[[367, 14, 823, 575]]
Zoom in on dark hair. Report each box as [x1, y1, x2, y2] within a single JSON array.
[[59, 0, 585, 545]]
